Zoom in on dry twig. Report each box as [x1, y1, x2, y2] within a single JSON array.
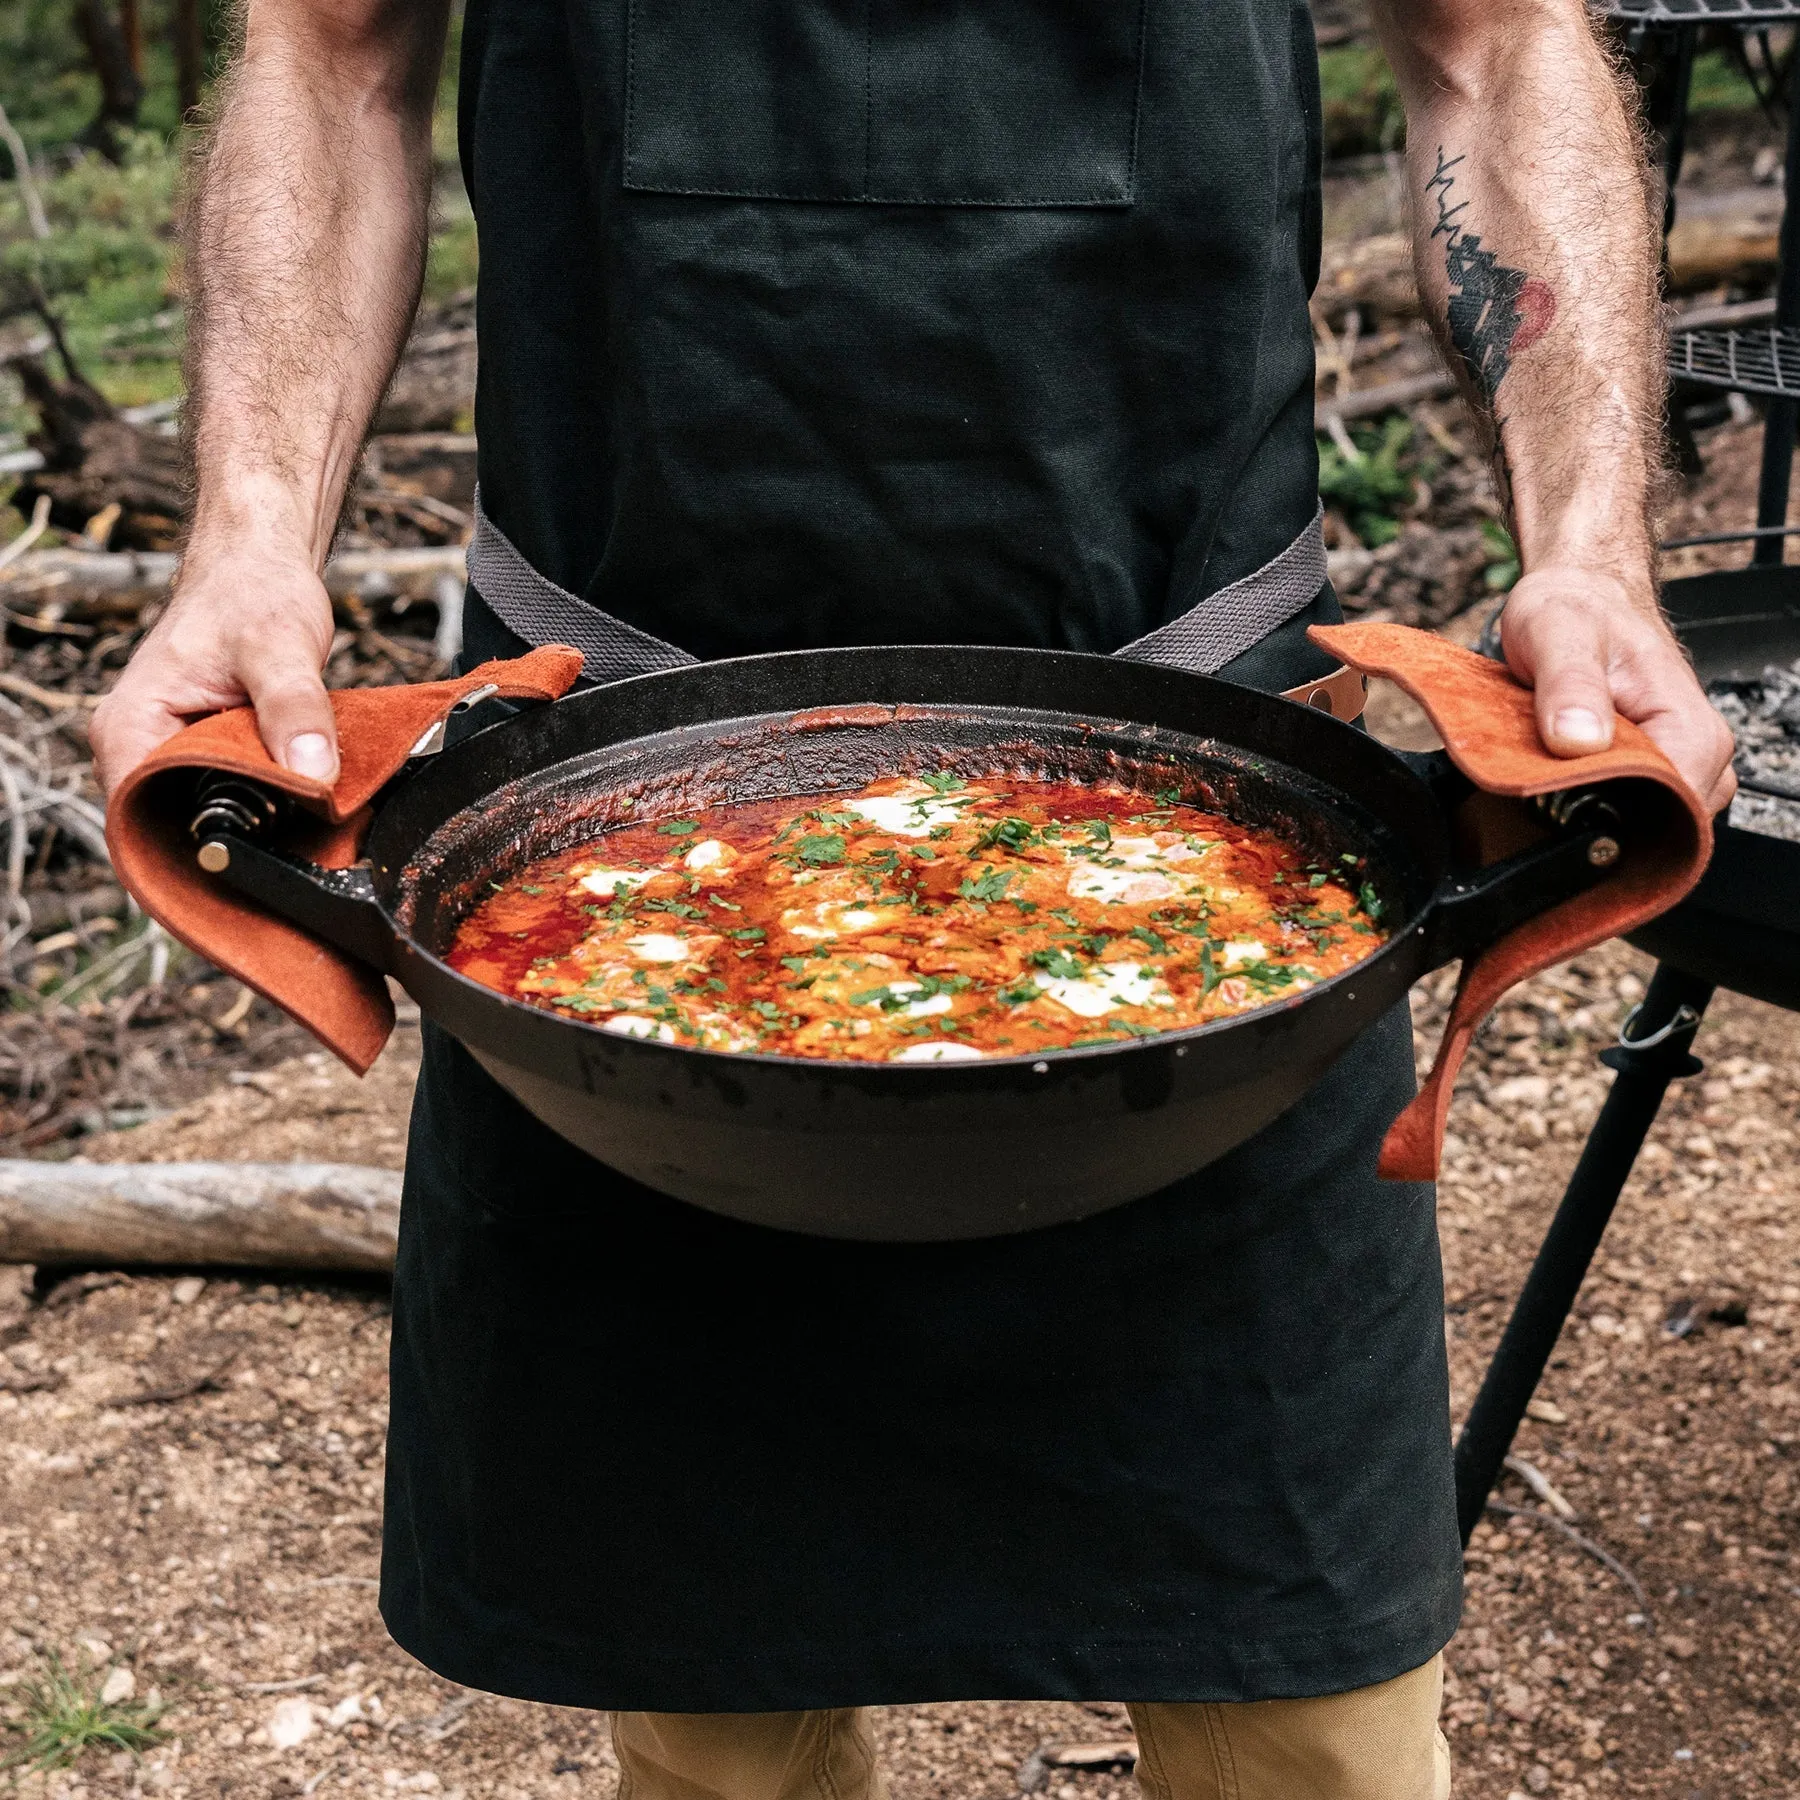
[[1485, 1500, 1651, 1612]]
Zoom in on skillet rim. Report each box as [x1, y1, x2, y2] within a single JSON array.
[[360, 644, 1452, 1083]]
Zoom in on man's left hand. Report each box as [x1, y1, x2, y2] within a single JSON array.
[[1499, 567, 1737, 815]]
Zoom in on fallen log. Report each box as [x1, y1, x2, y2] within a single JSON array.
[[0, 544, 466, 618], [0, 1160, 401, 1272]]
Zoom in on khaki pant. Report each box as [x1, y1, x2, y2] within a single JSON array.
[[611, 1656, 1452, 1800]]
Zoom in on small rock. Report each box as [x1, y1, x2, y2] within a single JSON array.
[[1499, 1681, 1538, 1723], [77, 1635, 113, 1663], [1525, 1764, 1551, 1794], [171, 1276, 206, 1306], [326, 1694, 366, 1729], [1525, 1398, 1568, 1425], [1491, 1074, 1551, 1107], [266, 1695, 318, 1750], [1665, 1634, 1698, 1660], [99, 1666, 136, 1706], [1580, 1738, 1605, 1761]]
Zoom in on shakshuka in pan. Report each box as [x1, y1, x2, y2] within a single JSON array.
[[447, 774, 1390, 1061]]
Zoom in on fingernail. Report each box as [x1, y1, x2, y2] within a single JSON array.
[[286, 733, 336, 781], [1552, 707, 1606, 748]]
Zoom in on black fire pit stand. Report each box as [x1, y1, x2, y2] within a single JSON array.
[[1451, 961, 1715, 1543]]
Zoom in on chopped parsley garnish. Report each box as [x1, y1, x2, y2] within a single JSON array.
[[1198, 941, 1221, 994], [969, 816, 1040, 855], [998, 978, 1043, 1006], [795, 833, 847, 867], [657, 820, 699, 836], [1357, 881, 1385, 922], [920, 771, 964, 793], [1131, 926, 1168, 954], [1032, 948, 1088, 980], [959, 867, 1015, 904]]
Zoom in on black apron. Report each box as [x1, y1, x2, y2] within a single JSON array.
[[378, 0, 1463, 1709]]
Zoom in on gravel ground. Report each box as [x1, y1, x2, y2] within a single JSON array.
[[3, 941, 1799, 1800]]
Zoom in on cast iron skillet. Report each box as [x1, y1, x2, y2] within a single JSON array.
[[189, 645, 1651, 1240]]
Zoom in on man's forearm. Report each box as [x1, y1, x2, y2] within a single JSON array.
[[186, 0, 450, 567], [1374, 0, 1662, 599]]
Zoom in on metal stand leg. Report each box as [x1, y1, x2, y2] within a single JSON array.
[[1452, 963, 1714, 1544], [1753, 50, 1800, 564]]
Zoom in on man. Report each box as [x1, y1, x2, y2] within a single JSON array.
[[93, 0, 1735, 1791]]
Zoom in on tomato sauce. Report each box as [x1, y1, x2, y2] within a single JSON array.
[[446, 775, 1388, 1061]]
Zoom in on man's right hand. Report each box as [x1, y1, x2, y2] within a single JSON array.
[[91, 547, 340, 796]]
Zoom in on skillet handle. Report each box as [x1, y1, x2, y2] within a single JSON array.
[[190, 777, 393, 972], [1419, 793, 1622, 971]]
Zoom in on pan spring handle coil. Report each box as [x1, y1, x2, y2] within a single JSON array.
[[190, 772, 285, 844], [1534, 787, 1620, 836]]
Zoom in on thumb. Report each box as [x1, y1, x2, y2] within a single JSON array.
[[1506, 605, 1617, 760], [241, 654, 341, 786]]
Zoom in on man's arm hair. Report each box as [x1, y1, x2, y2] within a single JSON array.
[[184, 0, 451, 569], [1369, 0, 1663, 599]]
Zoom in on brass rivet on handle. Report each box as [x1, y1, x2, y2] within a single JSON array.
[[196, 841, 231, 874], [1587, 836, 1621, 868]]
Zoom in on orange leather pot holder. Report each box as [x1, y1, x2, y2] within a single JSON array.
[[1310, 621, 1713, 1182], [105, 647, 584, 1076]]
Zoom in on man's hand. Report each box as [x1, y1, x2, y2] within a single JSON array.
[[91, 548, 338, 795], [1500, 569, 1737, 815]]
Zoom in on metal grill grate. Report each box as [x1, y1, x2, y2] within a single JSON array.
[[1603, 0, 1800, 20], [1670, 327, 1800, 399]]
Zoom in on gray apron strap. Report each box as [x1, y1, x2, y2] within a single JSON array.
[[1112, 503, 1328, 674], [470, 489, 699, 685], [470, 489, 1330, 690]]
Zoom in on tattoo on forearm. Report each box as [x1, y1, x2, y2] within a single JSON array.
[[1424, 148, 1556, 409]]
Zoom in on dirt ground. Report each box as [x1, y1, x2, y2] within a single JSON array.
[[1, 937, 1798, 1800]]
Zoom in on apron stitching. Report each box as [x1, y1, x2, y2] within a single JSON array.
[[1126, 0, 1150, 198], [861, 0, 873, 203]]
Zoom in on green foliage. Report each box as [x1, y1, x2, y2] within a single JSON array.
[[1688, 47, 1762, 114], [0, 134, 185, 433], [1, 1652, 167, 1773], [1310, 40, 1766, 161], [1481, 519, 1521, 591], [1316, 46, 1404, 159], [0, 0, 233, 150], [4, 132, 179, 295], [1317, 415, 1417, 548]]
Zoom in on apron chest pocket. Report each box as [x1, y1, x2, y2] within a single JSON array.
[[623, 0, 1147, 207]]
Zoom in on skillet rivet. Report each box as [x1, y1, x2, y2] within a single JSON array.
[[196, 841, 231, 874], [1588, 836, 1621, 868], [1033, 1061, 1049, 1074]]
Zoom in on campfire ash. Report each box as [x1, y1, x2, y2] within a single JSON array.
[[1710, 660, 1800, 843]]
